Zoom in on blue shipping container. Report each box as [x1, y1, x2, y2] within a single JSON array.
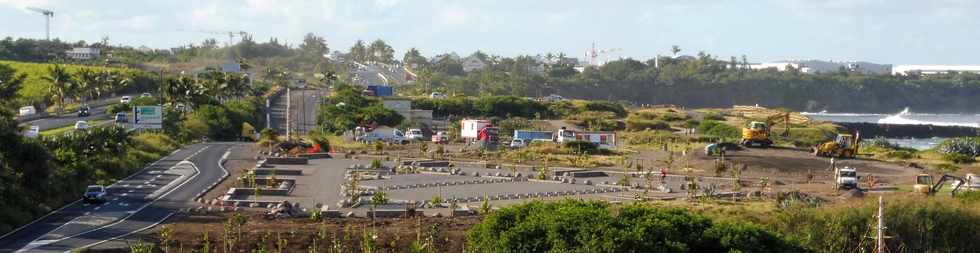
[[514, 130, 553, 141], [367, 85, 394, 97]]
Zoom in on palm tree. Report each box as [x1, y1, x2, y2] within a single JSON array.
[[74, 68, 99, 105], [43, 64, 75, 115]]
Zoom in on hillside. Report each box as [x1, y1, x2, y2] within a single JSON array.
[[1, 60, 152, 107]]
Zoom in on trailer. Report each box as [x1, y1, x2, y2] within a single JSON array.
[[511, 130, 554, 148], [364, 85, 394, 97], [461, 119, 491, 140], [556, 127, 617, 149]]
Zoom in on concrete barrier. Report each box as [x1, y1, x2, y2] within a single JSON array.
[[299, 153, 333, 159], [265, 157, 309, 165]]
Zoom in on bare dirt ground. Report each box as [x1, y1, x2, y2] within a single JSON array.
[[95, 212, 480, 253], [631, 144, 923, 199]]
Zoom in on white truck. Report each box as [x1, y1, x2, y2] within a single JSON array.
[[834, 166, 859, 190], [461, 119, 491, 141], [405, 128, 424, 141], [356, 126, 408, 144]]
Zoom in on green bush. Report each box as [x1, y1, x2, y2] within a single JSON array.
[[106, 103, 131, 114], [942, 153, 975, 164], [698, 120, 740, 140], [562, 140, 598, 154], [467, 200, 805, 253], [625, 118, 670, 131], [703, 112, 726, 121], [773, 197, 980, 253], [937, 137, 980, 157], [582, 101, 626, 117]]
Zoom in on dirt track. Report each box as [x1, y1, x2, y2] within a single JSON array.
[[632, 144, 922, 197]]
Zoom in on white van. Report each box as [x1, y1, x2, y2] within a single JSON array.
[[19, 106, 36, 116]]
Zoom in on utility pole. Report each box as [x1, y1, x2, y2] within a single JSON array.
[[875, 196, 886, 253], [286, 87, 291, 140]]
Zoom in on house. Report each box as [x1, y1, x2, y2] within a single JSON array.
[[429, 52, 461, 64], [461, 53, 488, 72], [66, 47, 101, 60], [751, 60, 892, 75]]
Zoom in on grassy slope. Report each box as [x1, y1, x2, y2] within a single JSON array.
[[0, 60, 142, 106]]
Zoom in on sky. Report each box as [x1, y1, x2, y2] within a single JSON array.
[[1, 0, 979, 65]]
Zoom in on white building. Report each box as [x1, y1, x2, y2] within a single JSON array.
[[66, 47, 101, 60], [892, 65, 980, 75], [749, 60, 891, 75], [382, 98, 433, 125]]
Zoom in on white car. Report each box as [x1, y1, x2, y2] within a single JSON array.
[[18, 106, 36, 116], [74, 120, 90, 130], [406, 128, 424, 140], [430, 92, 448, 99], [140, 93, 152, 98], [24, 125, 39, 138], [120, 96, 132, 104]]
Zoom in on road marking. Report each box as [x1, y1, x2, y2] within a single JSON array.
[[92, 206, 100, 211], [12, 145, 211, 252], [77, 144, 232, 251], [127, 189, 134, 193], [83, 212, 89, 216]]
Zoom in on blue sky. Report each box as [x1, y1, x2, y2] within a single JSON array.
[[1, 0, 978, 65]]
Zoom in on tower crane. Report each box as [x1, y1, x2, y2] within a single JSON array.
[[26, 7, 54, 40], [586, 42, 622, 66]]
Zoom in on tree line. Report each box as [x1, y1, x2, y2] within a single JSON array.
[[399, 47, 980, 113]]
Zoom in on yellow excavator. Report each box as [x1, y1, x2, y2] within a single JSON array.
[[913, 173, 967, 196], [740, 113, 790, 148], [813, 132, 859, 158]]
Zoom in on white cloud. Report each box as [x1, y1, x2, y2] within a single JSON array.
[[439, 3, 469, 26]]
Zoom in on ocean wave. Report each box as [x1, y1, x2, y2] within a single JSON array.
[[877, 108, 980, 128], [800, 111, 884, 116]]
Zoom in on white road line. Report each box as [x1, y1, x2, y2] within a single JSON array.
[[77, 145, 231, 251], [13, 145, 210, 253]]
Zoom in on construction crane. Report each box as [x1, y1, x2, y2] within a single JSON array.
[[26, 7, 54, 40], [180, 29, 249, 47], [586, 42, 622, 66]]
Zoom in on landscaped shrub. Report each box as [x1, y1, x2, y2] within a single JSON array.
[[937, 137, 980, 158], [467, 200, 805, 253], [562, 140, 598, 154], [625, 118, 670, 131], [698, 120, 740, 140]]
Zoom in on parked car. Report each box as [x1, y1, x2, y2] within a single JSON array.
[[140, 93, 152, 98], [510, 139, 528, 148], [114, 112, 128, 123], [77, 106, 91, 117], [406, 128, 424, 140], [83, 185, 107, 204], [74, 120, 90, 130], [18, 106, 36, 116], [120, 96, 132, 104], [430, 92, 448, 99]]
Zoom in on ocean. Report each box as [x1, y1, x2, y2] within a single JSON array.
[[802, 108, 980, 150]]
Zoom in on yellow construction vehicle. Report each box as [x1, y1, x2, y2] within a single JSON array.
[[813, 133, 860, 158], [740, 113, 790, 148], [913, 173, 967, 196]]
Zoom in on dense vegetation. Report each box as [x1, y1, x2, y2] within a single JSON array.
[[467, 200, 806, 253], [317, 84, 403, 134], [410, 96, 626, 120]]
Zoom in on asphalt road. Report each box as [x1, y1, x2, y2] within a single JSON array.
[[0, 142, 238, 253], [21, 95, 133, 131]]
